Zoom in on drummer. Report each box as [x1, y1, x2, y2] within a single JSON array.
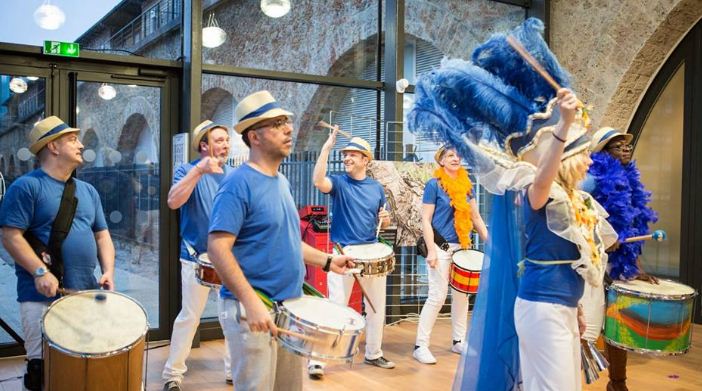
[[0, 117, 116, 391], [207, 90, 353, 391], [580, 127, 659, 391], [413, 145, 488, 364], [162, 120, 232, 391], [310, 130, 393, 377]]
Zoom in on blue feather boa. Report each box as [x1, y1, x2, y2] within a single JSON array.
[[588, 152, 658, 280]]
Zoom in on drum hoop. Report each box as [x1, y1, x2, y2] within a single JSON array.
[[276, 337, 359, 362], [196, 257, 213, 267], [603, 337, 690, 357], [610, 279, 698, 301], [41, 289, 150, 358], [278, 297, 364, 334]]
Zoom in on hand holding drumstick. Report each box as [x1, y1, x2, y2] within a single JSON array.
[[318, 120, 352, 139], [334, 244, 377, 313]]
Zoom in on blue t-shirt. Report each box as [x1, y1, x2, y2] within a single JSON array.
[[0, 169, 108, 302], [327, 174, 387, 246], [174, 160, 231, 261], [209, 163, 304, 302], [518, 193, 583, 307], [580, 173, 596, 194], [422, 178, 473, 244]]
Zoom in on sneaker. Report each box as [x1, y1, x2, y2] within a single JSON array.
[[364, 356, 396, 369], [226, 376, 233, 385], [451, 341, 465, 354], [308, 364, 325, 379], [163, 380, 182, 391], [23, 359, 42, 391], [413, 346, 437, 364]]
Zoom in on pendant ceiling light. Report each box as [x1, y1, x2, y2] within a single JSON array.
[[260, 0, 291, 18], [98, 83, 117, 100], [34, 0, 66, 30], [202, 12, 227, 48], [9, 77, 28, 94]]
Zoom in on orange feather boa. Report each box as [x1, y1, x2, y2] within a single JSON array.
[[434, 167, 473, 249]]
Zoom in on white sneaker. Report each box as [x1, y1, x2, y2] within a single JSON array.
[[413, 346, 437, 364], [451, 341, 465, 354], [308, 364, 324, 379]]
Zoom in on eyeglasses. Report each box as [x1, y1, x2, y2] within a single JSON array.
[[249, 117, 292, 131], [607, 143, 633, 152]]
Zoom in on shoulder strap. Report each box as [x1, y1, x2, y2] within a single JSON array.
[[47, 177, 78, 285]]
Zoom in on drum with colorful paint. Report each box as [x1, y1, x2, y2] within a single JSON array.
[[604, 279, 697, 355], [449, 249, 483, 294]]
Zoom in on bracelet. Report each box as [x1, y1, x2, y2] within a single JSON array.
[[323, 255, 333, 272], [552, 132, 567, 143]]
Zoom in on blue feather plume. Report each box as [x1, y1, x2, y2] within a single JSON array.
[[472, 18, 571, 109]]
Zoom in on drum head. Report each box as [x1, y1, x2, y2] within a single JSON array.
[[42, 290, 148, 356], [612, 279, 696, 300], [342, 243, 393, 260], [452, 249, 484, 271], [283, 296, 364, 331]]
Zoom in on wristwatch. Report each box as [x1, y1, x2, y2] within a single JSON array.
[[323, 255, 333, 272], [33, 266, 48, 278]]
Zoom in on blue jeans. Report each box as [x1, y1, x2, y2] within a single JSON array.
[[220, 298, 303, 391]]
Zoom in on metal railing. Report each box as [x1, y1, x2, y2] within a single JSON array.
[[106, 0, 182, 53]]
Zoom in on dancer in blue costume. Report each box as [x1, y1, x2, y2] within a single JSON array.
[[408, 18, 617, 390], [581, 127, 658, 391]]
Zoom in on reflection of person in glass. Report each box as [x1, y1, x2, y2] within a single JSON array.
[[207, 90, 353, 391], [0, 116, 115, 391], [162, 120, 232, 391], [580, 127, 659, 391], [413, 145, 487, 365], [310, 132, 394, 377]]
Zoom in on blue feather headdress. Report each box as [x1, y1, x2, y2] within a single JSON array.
[[408, 18, 591, 171]]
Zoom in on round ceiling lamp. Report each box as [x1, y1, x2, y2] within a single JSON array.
[[34, 1, 66, 30], [9, 78, 28, 94], [27, 76, 40, 81], [260, 0, 291, 18], [98, 83, 117, 100], [202, 12, 226, 48]]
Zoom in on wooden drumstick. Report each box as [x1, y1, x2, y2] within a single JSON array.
[[317, 120, 352, 139], [334, 243, 377, 314], [57, 288, 77, 296], [623, 229, 667, 243], [376, 202, 387, 238], [239, 316, 320, 343]]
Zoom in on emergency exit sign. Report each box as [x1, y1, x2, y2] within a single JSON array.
[[43, 41, 80, 57]]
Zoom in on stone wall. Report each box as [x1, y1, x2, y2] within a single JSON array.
[[550, 0, 702, 131]]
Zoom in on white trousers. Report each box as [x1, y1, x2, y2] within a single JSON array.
[[514, 297, 582, 391], [579, 282, 605, 342], [20, 301, 50, 360], [415, 243, 468, 348], [162, 260, 231, 383], [327, 272, 387, 360]]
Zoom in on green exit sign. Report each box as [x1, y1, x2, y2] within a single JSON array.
[[43, 41, 80, 57]]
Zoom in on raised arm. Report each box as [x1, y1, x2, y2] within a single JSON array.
[[528, 88, 578, 210], [167, 157, 222, 209], [312, 127, 338, 194]]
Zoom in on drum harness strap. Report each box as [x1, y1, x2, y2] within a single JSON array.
[[517, 258, 575, 277], [23, 177, 77, 288]]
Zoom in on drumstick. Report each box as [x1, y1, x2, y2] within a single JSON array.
[[623, 229, 667, 243], [334, 244, 377, 313], [239, 316, 320, 343], [317, 120, 352, 139], [57, 288, 77, 295], [376, 202, 387, 238]]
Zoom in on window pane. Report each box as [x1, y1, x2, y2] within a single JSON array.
[[202, 0, 379, 79], [76, 81, 162, 328], [0, 1, 183, 61], [633, 64, 684, 278], [0, 73, 46, 345]]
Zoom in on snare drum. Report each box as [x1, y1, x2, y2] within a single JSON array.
[[196, 253, 222, 288], [342, 242, 395, 276], [275, 296, 365, 362], [450, 249, 484, 294], [42, 290, 148, 391], [604, 279, 698, 355]]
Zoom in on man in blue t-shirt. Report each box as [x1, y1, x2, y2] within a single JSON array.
[[310, 130, 393, 377], [207, 91, 353, 391], [162, 120, 233, 391], [0, 116, 115, 391]]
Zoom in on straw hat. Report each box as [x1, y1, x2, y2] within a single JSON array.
[[590, 127, 633, 153], [29, 116, 80, 155], [233, 90, 293, 134], [191, 120, 228, 152], [341, 137, 373, 160]]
